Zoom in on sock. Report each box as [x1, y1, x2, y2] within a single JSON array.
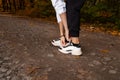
[[72, 43, 81, 47], [65, 39, 69, 43]]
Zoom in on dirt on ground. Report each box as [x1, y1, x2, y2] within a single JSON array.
[[0, 14, 120, 80]]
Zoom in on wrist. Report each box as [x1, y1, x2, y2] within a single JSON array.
[[60, 35, 64, 38]]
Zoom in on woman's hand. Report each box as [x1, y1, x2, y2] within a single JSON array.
[[60, 36, 66, 46]]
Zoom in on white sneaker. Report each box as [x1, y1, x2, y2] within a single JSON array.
[[58, 43, 82, 56], [51, 39, 62, 48], [51, 39, 70, 48]]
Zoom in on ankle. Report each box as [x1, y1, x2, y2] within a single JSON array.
[[71, 40, 80, 44], [71, 37, 80, 44], [72, 42, 80, 47]]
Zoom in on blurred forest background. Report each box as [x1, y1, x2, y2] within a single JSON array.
[[0, 0, 120, 31]]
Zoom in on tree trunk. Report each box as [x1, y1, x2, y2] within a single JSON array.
[[13, 0, 16, 11], [2, 0, 6, 11]]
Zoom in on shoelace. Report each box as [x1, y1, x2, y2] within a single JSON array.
[[63, 42, 73, 48]]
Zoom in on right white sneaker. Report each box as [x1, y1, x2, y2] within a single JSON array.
[[58, 42, 82, 56]]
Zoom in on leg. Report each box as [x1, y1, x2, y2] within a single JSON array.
[[51, 0, 69, 47], [58, 0, 86, 55], [59, 12, 69, 41], [51, 8, 66, 46], [52, 0, 69, 41], [66, 0, 86, 44]]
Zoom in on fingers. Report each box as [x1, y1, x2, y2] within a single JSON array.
[[60, 37, 66, 46], [61, 40, 65, 46]]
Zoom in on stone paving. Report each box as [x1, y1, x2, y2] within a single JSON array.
[[0, 14, 120, 80]]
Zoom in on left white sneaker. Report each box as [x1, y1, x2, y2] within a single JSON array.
[[58, 43, 82, 56], [51, 39, 62, 48], [51, 39, 70, 48]]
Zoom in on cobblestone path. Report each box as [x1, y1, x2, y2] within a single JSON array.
[[0, 14, 120, 80]]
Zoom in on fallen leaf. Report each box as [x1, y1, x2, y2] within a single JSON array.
[[100, 49, 109, 54], [111, 31, 118, 36]]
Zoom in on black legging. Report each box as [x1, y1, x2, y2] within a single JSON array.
[[66, 0, 86, 37]]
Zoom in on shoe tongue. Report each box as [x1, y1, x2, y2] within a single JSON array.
[[62, 42, 72, 48], [55, 38, 60, 41], [70, 42, 73, 46]]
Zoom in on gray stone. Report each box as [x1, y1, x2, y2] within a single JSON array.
[[103, 57, 111, 61], [47, 67, 52, 72], [87, 75, 92, 80], [6, 76, 11, 80], [93, 60, 102, 65], [11, 76, 19, 80], [24, 46, 28, 51], [26, 76, 32, 80], [7, 63, 12, 66], [78, 69, 88, 75], [18, 43, 23, 46], [90, 53, 96, 56], [0, 68, 8, 73], [88, 63, 94, 67], [110, 66, 114, 69], [6, 70, 12, 76], [0, 73, 4, 78], [113, 57, 117, 60], [102, 62, 107, 65], [47, 54, 54, 57], [101, 68, 106, 71], [4, 57, 10, 61], [0, 61, 3, 64], [15, 60, 20, 64], [2, 63, 10, 67], [0, 78, 6, 80], [77, 74, 84, 79], [24, 51, 28, 54], [109, 70, 117, 74]]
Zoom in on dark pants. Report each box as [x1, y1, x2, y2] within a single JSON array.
[[66, 0, 86, 37]]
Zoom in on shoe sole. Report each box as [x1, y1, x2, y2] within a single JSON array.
[[58, 48, 70, 54], [58, 48, 82, 56]]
